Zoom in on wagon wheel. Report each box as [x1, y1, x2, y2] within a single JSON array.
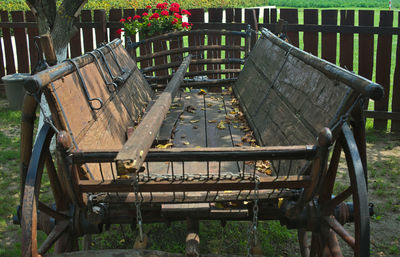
[[21, 123, 77, 257], [298, 122, 370, 257]]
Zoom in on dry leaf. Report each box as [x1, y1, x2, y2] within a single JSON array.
[[185, 105, 196, 113], [193, 125, 199, 129], [217, 121, 226, 130], [183, 141, 190, 145], [156, 143, 173, 149], [207, 103, 213, 107], [208, 120, 217, 123], [190, 120, 200, 123], [235, 142, 243, 147], [198, 89, 207, 95]]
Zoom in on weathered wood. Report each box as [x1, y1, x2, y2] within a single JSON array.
[[186, 218, 200, 257], [207, 8, 223, 79], [280, 8, 299, 47], [94, 10, 107, 46], [188, 9, 205, 73], [39, 33, 57, 65], [358, 10, 376, 80], [1, 11, 16, 74], [339, 10, 354, 70], [374, 11, 393, 130], [116, 55, 192, 174], [25, 11, 39, 72], [321, 10, 338, 64], [69, 16, 82, 58], [81, 10, 94, 52], [303, 9, 318, 56], [392, 13, 400, 132], [109, 9, 122, 41]]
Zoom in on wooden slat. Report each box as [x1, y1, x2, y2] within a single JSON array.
[[374, 11, 393, 130], [207, 8, 223, 79], [25, 11, 38, 73], [321, 10, 338, 64], [339, 10, 354, 71], [188, 9, 205, 73], [245, 8, 259, 49], [391, 13, 400, 132], [79, 175, 311, 193], [109, 9, 122, 41], [11, 11, 29, 73], [303, 9, 318, 56], [358, 10, 374, 81], [153, 37, 168, 77], [1, 11, 16, 74], [69, 16, 82, 58], [136, 9, 152, 72], [271, 8, 277, 24], [225, 8, 242, 78], [81, 10, 93, 52], [364, 111, 400, 120], [94, 10, 107, 46], [280, 8, 299, 47]]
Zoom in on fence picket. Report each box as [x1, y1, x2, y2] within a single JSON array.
[[339, 10, 354, 71], [94, 10, 107, 46], [374, 11, 393, 130], [1, 11, 16, 75], [392, 13, 400, 132], [188, 9, 205, 73], [82, 10, 94, 53], [321, 10, 338, 64], [207, 8, 223, 79], [245, 8, 259, 49], [303, 9, 318, 56], [70, 16, 82, 58], [280, 8, 299, 47], [358, 10, 374, 81], [25, 11, 38, 73], [226, 8, 242, 78]]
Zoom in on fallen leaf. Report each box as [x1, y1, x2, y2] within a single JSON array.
[[217, 121, 226, 130], [183, 141, 190, 145], [208, 120, 217, 123], [185, 105, 196, 113], [207, 103, 213, 107], [156, 143, 173, 149], [198, 89, 207, 95], [193, 125, 199, 129], [235, 142, 243, 147], [190, 120, 199, 123]]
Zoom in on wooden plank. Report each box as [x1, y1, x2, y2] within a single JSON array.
[[245, 8, 259, 49], [1, 11, 16, 74], [69, 16, 82, 58], [156, 103, 184, 143], [81, 10, 94, 52], [280, 8, 299, 47], [271, 8, 277, 24], [321, 10, 338, 64], [94, 10, 107, 46], [207, 8, 223, 79], [109, 9, 122, 41], [188, 9, 205, 73], [25, 11, 38, 73], [391, 13, 400, 132], [303, 9, 318, 56], [374, 11, 393, 130], [153, 38, 168, 77], [339, 10, 354, 71], [225, 8, 242, 78], [136, 9, 152, 73], [358, 10, 374, 81], [364, 111, 400, 120], [11, 11, 29, 73], [116, 56, 191, 173]]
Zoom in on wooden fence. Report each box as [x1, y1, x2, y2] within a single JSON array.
[[0, 8, 399, 132]]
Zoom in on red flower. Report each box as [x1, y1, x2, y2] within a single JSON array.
[[116, 28, 123, 35], [181, 9, 191, 16], [142, 12, 148, 16], [171, 3, 180, 9], [127, 16, 132, 20], [133, 15, 141, 20], [172, 18, 178, 24], [161, 10, 169, 16], [156, 3, 167, 9], [174, 12, 182, 19], [120, 18, 126, 22], [147, 22, 152, 27], [146, 5, 152, 9], [182, 22, 189, 28], [169, 6, 179, 12], [150, 13, 160, 20]]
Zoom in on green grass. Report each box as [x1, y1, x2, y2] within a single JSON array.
[[270, 0, 400, 8]]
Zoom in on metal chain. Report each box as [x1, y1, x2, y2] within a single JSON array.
[[247, 176, 260, 257], [136, 171, 257, 182], [133, 172, 144, 242]]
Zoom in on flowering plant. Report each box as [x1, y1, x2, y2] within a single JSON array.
[[118, 2, 192, 38]]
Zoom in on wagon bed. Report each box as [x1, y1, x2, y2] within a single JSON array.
[[17, 28, 383, 257]]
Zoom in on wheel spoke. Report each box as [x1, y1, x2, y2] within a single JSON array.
[[38, 220, 70, 255], [324, 186, 353, 214], [324, 216, 355, 249], [327, 230, 343, 257], [298, 229, 310, 257], [310, 234, 319, 257], [38, 201, 70, 221], [319, 142, 342, 202]]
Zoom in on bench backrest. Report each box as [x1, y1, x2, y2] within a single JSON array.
[[25, 39, 154, 179]]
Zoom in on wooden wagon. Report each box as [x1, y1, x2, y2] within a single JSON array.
[[16, 27, 383, 257]]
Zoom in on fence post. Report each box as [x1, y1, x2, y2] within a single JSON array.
[[303, 9, 318, 56], [391, 13, 400, 132]]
